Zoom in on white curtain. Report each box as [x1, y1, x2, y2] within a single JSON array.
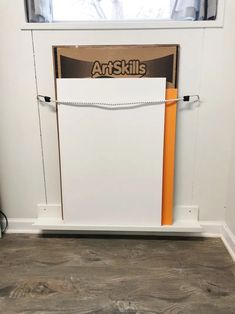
[[171, 0, 218, 21], [25, 0, 218, 23], [26, 0, 53, 22]]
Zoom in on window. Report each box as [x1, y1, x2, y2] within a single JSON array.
[[52, 0, 171, 21], [25, 0, 220, 26]]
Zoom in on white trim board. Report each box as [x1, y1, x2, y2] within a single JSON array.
[[33, 219, 202, 233], [34, 204, 202, 232], [6, 219, 41, 234], [221, 223, 235, 262], [5, 218, 235, 262], [21, 20, 224, 30]]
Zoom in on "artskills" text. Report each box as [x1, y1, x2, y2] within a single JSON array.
[[91, 60, 147, 77]]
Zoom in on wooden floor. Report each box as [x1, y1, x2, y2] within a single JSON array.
[[0, 234, 235, 314]]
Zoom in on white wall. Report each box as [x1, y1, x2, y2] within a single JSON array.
[[0, 1, 45, 218], [226, 125, 235, 234], [0, 0, 235, 225], [192, 0, 235, 221]]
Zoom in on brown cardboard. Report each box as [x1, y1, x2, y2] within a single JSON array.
[[54, 45, 179, 88]]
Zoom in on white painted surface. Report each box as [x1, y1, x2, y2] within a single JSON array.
[[6, 219, 216, 235], [0, 0, 235, 232], [57, 78, 165, 226], [33, 219, 202, 232], [174, 206, 199, 222], [34, 202, 200, 231], [226, 124, 235, 234], [32, 28, 204, 216], [0, 0, 45, 218], [193, 0, 235, 221], [221, 223, 235, 261], [37, 204, 61, 219]]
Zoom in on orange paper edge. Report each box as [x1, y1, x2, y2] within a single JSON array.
[[162, 88, 177, 225]]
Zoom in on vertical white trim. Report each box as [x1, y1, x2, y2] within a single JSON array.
[[217, 0, 226, 26], [19, 0, 27, 25], [31, 31, 48, 204]]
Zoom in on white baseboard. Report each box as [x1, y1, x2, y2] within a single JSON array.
[[5, 218, 235, 262], [6, 218, 41, 234], [199, 220, 223, 237], [221, 223, 235, 262]]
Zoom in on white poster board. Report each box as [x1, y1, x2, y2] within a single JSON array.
[[57, 78, 166, 228]]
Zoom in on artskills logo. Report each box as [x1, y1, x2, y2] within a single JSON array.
[[91, 59, 147, 77]]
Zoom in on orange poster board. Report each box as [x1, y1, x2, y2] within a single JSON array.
[[162, 89, 177, 225]]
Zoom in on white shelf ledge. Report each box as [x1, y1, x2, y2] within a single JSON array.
[[33, 218, 202, 233], [21, 19, 223, 30]]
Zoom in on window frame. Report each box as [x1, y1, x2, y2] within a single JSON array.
[[21, 0, 225, 30]]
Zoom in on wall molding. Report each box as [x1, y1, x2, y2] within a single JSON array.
[[5, 218, 235, 262], [6, 218, 41, 234], [221, 223, 235, 261]]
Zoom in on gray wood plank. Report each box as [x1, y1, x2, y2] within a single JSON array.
[[0, 235, 234, 314]]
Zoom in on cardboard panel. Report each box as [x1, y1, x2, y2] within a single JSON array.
[[54, 45, 178, 88]]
